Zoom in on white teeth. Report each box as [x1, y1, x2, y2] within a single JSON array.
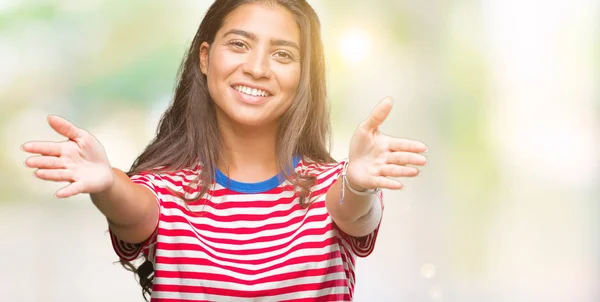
[[234, 85, 269, 97]]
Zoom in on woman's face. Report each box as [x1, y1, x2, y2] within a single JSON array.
[[200, 3, 302, 129]]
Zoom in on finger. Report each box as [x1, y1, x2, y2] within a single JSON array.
[[34, 169, 73, 182], [377, 164, 420, 177], [386, 152, 428, 166], [55, 182, 85, 198], [21, 141, 62, 157], [25, 156, 65, 169], [373, 176, 404, 190], [361, 97, 393, 131], [48, 115, 83, 140], [388, 138, 428, 153]]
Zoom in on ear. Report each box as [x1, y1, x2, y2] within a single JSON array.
[[199, 42, 210, 75]]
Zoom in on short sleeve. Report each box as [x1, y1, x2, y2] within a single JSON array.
[[108, 173, 161, 262], [336, 190, 384, 258]]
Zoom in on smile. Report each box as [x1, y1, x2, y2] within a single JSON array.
[[232, 85, 272, 97]]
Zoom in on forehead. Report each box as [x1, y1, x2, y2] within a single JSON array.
[[218, 3, 300, 43]]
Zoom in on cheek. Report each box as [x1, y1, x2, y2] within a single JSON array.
[[279, 66, 302, 95], [206, 54, 236, 99], [208, 49, 238, 80], [206, 69, 220, 102], [279, 69, 302, 112]]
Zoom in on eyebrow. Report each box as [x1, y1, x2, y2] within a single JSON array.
[[223, 29, 300, 52]]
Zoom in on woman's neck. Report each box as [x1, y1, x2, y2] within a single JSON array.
[[217, 118, 279, 183]]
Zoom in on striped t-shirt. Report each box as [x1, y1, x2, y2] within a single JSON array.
[[109, 157, 383, 301]]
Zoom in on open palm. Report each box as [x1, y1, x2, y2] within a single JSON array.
[[22, 115, 114, 198], [346, 97, 428, 191]]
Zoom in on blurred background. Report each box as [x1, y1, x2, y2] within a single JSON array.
[[1, 0, 598, 301]]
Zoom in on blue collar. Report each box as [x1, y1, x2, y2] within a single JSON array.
[[215, 156, 301, 193]]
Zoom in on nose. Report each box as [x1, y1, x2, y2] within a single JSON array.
[[242, 50, 271, 79]]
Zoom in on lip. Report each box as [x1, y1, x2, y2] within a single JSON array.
[[230, 86, 271, 105], [230, 82, 274, 96]]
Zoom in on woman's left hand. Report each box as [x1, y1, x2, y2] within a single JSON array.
[[346, 97, 428, 191]]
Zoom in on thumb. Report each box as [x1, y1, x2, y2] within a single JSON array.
[[362, 96, 393, 131], [48, 115, 83, 140]]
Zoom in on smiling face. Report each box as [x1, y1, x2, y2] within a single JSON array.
[[200, 2, 302, 129]]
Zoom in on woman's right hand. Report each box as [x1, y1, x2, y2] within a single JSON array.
[[21, 115, 114, 198]]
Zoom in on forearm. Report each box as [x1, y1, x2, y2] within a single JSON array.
[[90, 168, 157, 229], [325, 174, 382, 237]]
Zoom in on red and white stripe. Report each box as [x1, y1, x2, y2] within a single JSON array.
[[110, 159, 383, 301]]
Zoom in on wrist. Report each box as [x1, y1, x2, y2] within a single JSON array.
[[345, 177, 367, 192], [92, 167, 117, 197], [340, 160, 380, 204], [106, 167, 118, 191], [344, 162, 366, 191]]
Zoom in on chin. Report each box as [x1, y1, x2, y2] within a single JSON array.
[[231, 113, 275, 128]]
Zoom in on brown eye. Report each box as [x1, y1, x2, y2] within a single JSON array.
[[275, 51, 290, 58], [273, 50, 295, 61], [228, 40, 248, 50]]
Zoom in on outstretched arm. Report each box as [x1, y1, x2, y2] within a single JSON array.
[[22, 115, 158, 244], [325, 97, 428, 237]]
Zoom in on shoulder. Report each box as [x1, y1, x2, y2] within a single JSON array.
[[131, 162, 204, 189], [297, 157, 346, 178]]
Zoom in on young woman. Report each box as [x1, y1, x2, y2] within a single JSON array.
[[21, 0, 428, 301]]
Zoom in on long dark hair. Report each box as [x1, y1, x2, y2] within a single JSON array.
[[120, 0, 333, 300]]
